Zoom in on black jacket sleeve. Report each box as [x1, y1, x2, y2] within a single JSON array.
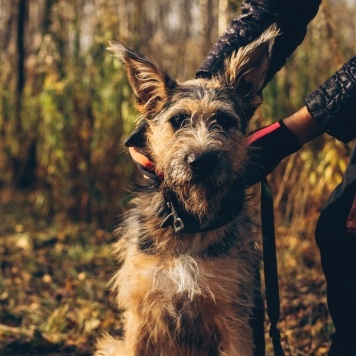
[[305, 56, 356, 143]]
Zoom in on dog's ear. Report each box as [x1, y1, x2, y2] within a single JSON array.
[[223, 25, 279, 110], [108, 41, 177, 114]]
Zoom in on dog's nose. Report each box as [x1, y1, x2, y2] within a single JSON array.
[[186, 151, 219, 173]]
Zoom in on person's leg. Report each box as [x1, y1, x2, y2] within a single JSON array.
[[316, 148, 356, 355], [319, 229, 356, 355]]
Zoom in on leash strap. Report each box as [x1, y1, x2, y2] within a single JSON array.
[[261, 178, 285, 356]]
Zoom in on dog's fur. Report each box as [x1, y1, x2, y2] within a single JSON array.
[[96, 27, 278, 356]]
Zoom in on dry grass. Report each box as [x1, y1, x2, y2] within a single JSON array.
[[0, 189, 122, 355], [274, 226, 333, 356], [0, 189, 333, 355]]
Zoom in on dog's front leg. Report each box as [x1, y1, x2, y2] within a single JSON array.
[[216, 318, 254, 356], [123, 311, 157, 356]]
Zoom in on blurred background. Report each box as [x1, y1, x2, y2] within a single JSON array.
[[0, 0, 355, 354]]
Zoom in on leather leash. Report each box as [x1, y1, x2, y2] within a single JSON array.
[[261, 178, 285, 356]]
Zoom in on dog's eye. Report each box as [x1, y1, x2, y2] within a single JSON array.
[[213, 113, 238, 131], [170, 113, 189, 129]]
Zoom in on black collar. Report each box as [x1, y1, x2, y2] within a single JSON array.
[[159, 185, 246, 234], [127, 144, 246, 234]]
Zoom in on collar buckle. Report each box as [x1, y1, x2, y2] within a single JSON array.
[[173, 217, 184, 234], [160, 195, 186, 233]]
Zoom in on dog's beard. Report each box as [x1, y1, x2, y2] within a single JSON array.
[[178, 184, 227, 221], [164, 162, 234, 221]]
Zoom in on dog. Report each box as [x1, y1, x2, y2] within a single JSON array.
[[96, 26, 278, 356]]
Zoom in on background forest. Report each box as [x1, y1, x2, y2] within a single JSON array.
[[0, 0, 356, 355]]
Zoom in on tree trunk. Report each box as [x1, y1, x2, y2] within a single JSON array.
[[16, 0, 26, 133], [13, 0, 37, 189]]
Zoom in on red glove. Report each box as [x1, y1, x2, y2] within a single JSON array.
[[246, 120, 301, 185]]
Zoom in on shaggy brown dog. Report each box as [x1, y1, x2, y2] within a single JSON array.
[[96, 26, 278, 356]]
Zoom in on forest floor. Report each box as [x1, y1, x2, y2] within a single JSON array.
[[0, 188, 333, 356]]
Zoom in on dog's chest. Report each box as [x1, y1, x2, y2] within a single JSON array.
[[153, 255, 206, 300], [152, 255, 222, 351]]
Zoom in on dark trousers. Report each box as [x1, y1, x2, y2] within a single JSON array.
[[316, 143, 356, 355]]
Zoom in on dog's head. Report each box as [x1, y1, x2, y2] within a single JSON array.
[[109, 27, 278, 219]]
